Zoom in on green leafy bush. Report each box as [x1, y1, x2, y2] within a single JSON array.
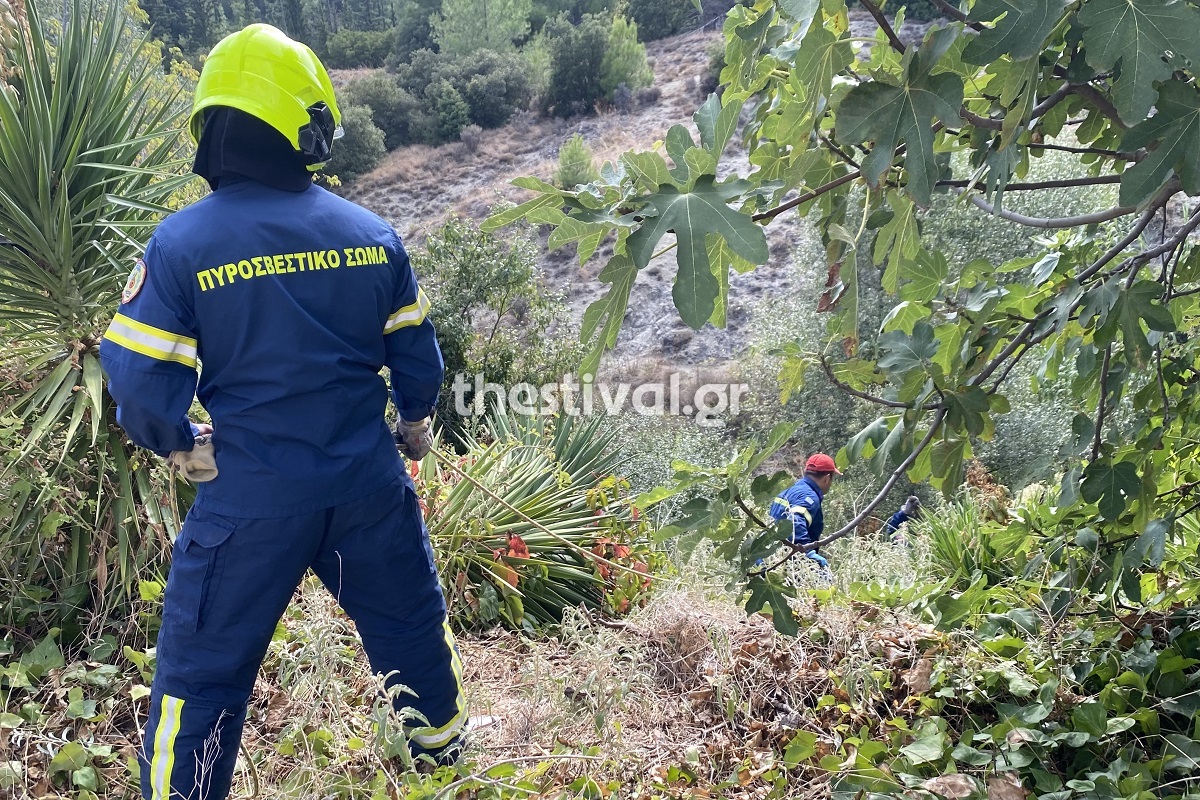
[[600, 15, 652, 99], [414, 218, 585, 437], [395, 49, 534, 136], [540, 13, 608, 115], [324, 28, 393, 68], [431, 80, 471, 141], [431, 0, 532, 56], [626, 0, 695, 40], [342, 71, 418, 150], [555, 132, 599, 188], [325, 104, 386, 183]]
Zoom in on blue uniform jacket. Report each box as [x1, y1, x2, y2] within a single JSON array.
[[883, 509, 911, 536], [100, 179, 444, 518], [768, 476, 824, 548]]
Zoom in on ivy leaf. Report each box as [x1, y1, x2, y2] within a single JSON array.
[[579, 255, 637, 375], [963, 0, 1071, 63], [877, 321, 940, 377], [837, 73, 964, 206], [1078, 0, 1200, 124], [626, 176, 768, 329], [1081, 459, 1141, 520], [1118, 80, 1200, 207]]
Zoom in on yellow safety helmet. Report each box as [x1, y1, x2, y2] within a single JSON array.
[[191, 24, 343, 170]]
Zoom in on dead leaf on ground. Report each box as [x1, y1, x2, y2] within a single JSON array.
[[923, 774, 977, 799], [988, 771, 1028, 800], [904, 658, 934, 693]]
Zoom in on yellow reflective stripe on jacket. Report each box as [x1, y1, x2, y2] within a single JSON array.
[[105, 313, 199, 368], [408, 617, 467, 750], [384, 288, 430, 334], [149, 694, 185, 800], [773, 496, 812, 524]]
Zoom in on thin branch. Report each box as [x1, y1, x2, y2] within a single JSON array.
[[971, 318, 1040, 388], [1025, 141, 1139, 161], [1031, 82, 1074, 120], [1076, 191, 1172, 282], [820, 133, 861, 169], [859, 0, 906, 53], [960, 109, 1004, 131], [1071, 84, 1127, 130], [735, 494, 769, 529], [1090, 201, 1200, 284], [819, 354, 916, 409], [1091, 345, 1112, 462], [930, 0, 983, 30], [753, 169, 861, 222], [966, 192, 1135, 229], [940, 174, 1122, 191]]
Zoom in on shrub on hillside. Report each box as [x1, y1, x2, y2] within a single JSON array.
[[540, 13, 607, 115], [460, 123, 484, 152], [416, 218, 585, 437], [555, 132, 598, 188], [901, 0, 944, 21], [627, 0, 695, 41], [396, 48, 534, 134], [343, 71, 422, 150], [600, 15, 652, 98], [325, 104, 386, 183], [325, 28, 393, 68], [431, 80, 472, 142]]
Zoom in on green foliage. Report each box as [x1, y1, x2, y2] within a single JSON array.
[[626, 0, 696, 41], [488, 0, 1200, 638], [599, 15, 652, 99], [324, 27, 393, 68], [342, 70, 414, 150], [414, 218, 585, 437], [431, 0, 532, 56], [389, 0, 436, 65], [0, 0, 194, 634], [540, 12, 608, 116], [431, 80, 472, 142], [555, 133, 599, 188], [394, 49, 534, 138], [325, 104, 386, 182], [419, 414, 656, 631]]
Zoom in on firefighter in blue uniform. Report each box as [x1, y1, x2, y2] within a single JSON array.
[[769, 453, 841, 575], [883, 495, 921, 544], [99, 25, 465, 800]]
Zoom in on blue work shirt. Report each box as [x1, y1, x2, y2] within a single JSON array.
[[768, 476, 824, 548], [100, 179, 443, 518]]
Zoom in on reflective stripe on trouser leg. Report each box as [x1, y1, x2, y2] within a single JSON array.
[[148, 694, 184, 800], [406, 617, 467, 751]]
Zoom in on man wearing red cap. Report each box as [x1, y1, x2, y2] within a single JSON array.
[[768, 453, 842, 575]]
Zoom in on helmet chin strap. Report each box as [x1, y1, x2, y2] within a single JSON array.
[[297, 102, 338, 166]]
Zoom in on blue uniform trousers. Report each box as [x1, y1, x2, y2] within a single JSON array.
[[139, 475, 465, 800]]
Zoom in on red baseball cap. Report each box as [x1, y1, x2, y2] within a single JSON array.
[[804, 453, 842, 475]]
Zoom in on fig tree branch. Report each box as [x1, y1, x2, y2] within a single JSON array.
[[965, 192, 1135, 229], [1091, 345, 1113, 462], [858, 0, 906, 53]]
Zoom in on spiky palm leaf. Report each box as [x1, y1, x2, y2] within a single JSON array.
[[0, 0, 194, 633]]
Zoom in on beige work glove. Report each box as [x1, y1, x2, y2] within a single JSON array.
[[168, 434, 219, 483], [394, 417, 433, 462]]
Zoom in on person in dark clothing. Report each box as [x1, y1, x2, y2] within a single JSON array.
[[100, 25, 463, 800]]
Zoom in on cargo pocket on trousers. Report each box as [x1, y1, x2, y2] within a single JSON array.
[[165, 513, 236, 633]]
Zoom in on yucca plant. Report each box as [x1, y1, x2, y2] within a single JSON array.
[[916, 498, 1032, 589], [418, 414, 654, 631], [0, 0, 195, 636]]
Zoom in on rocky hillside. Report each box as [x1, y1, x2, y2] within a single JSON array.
[[345, 13, 944, 371]]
